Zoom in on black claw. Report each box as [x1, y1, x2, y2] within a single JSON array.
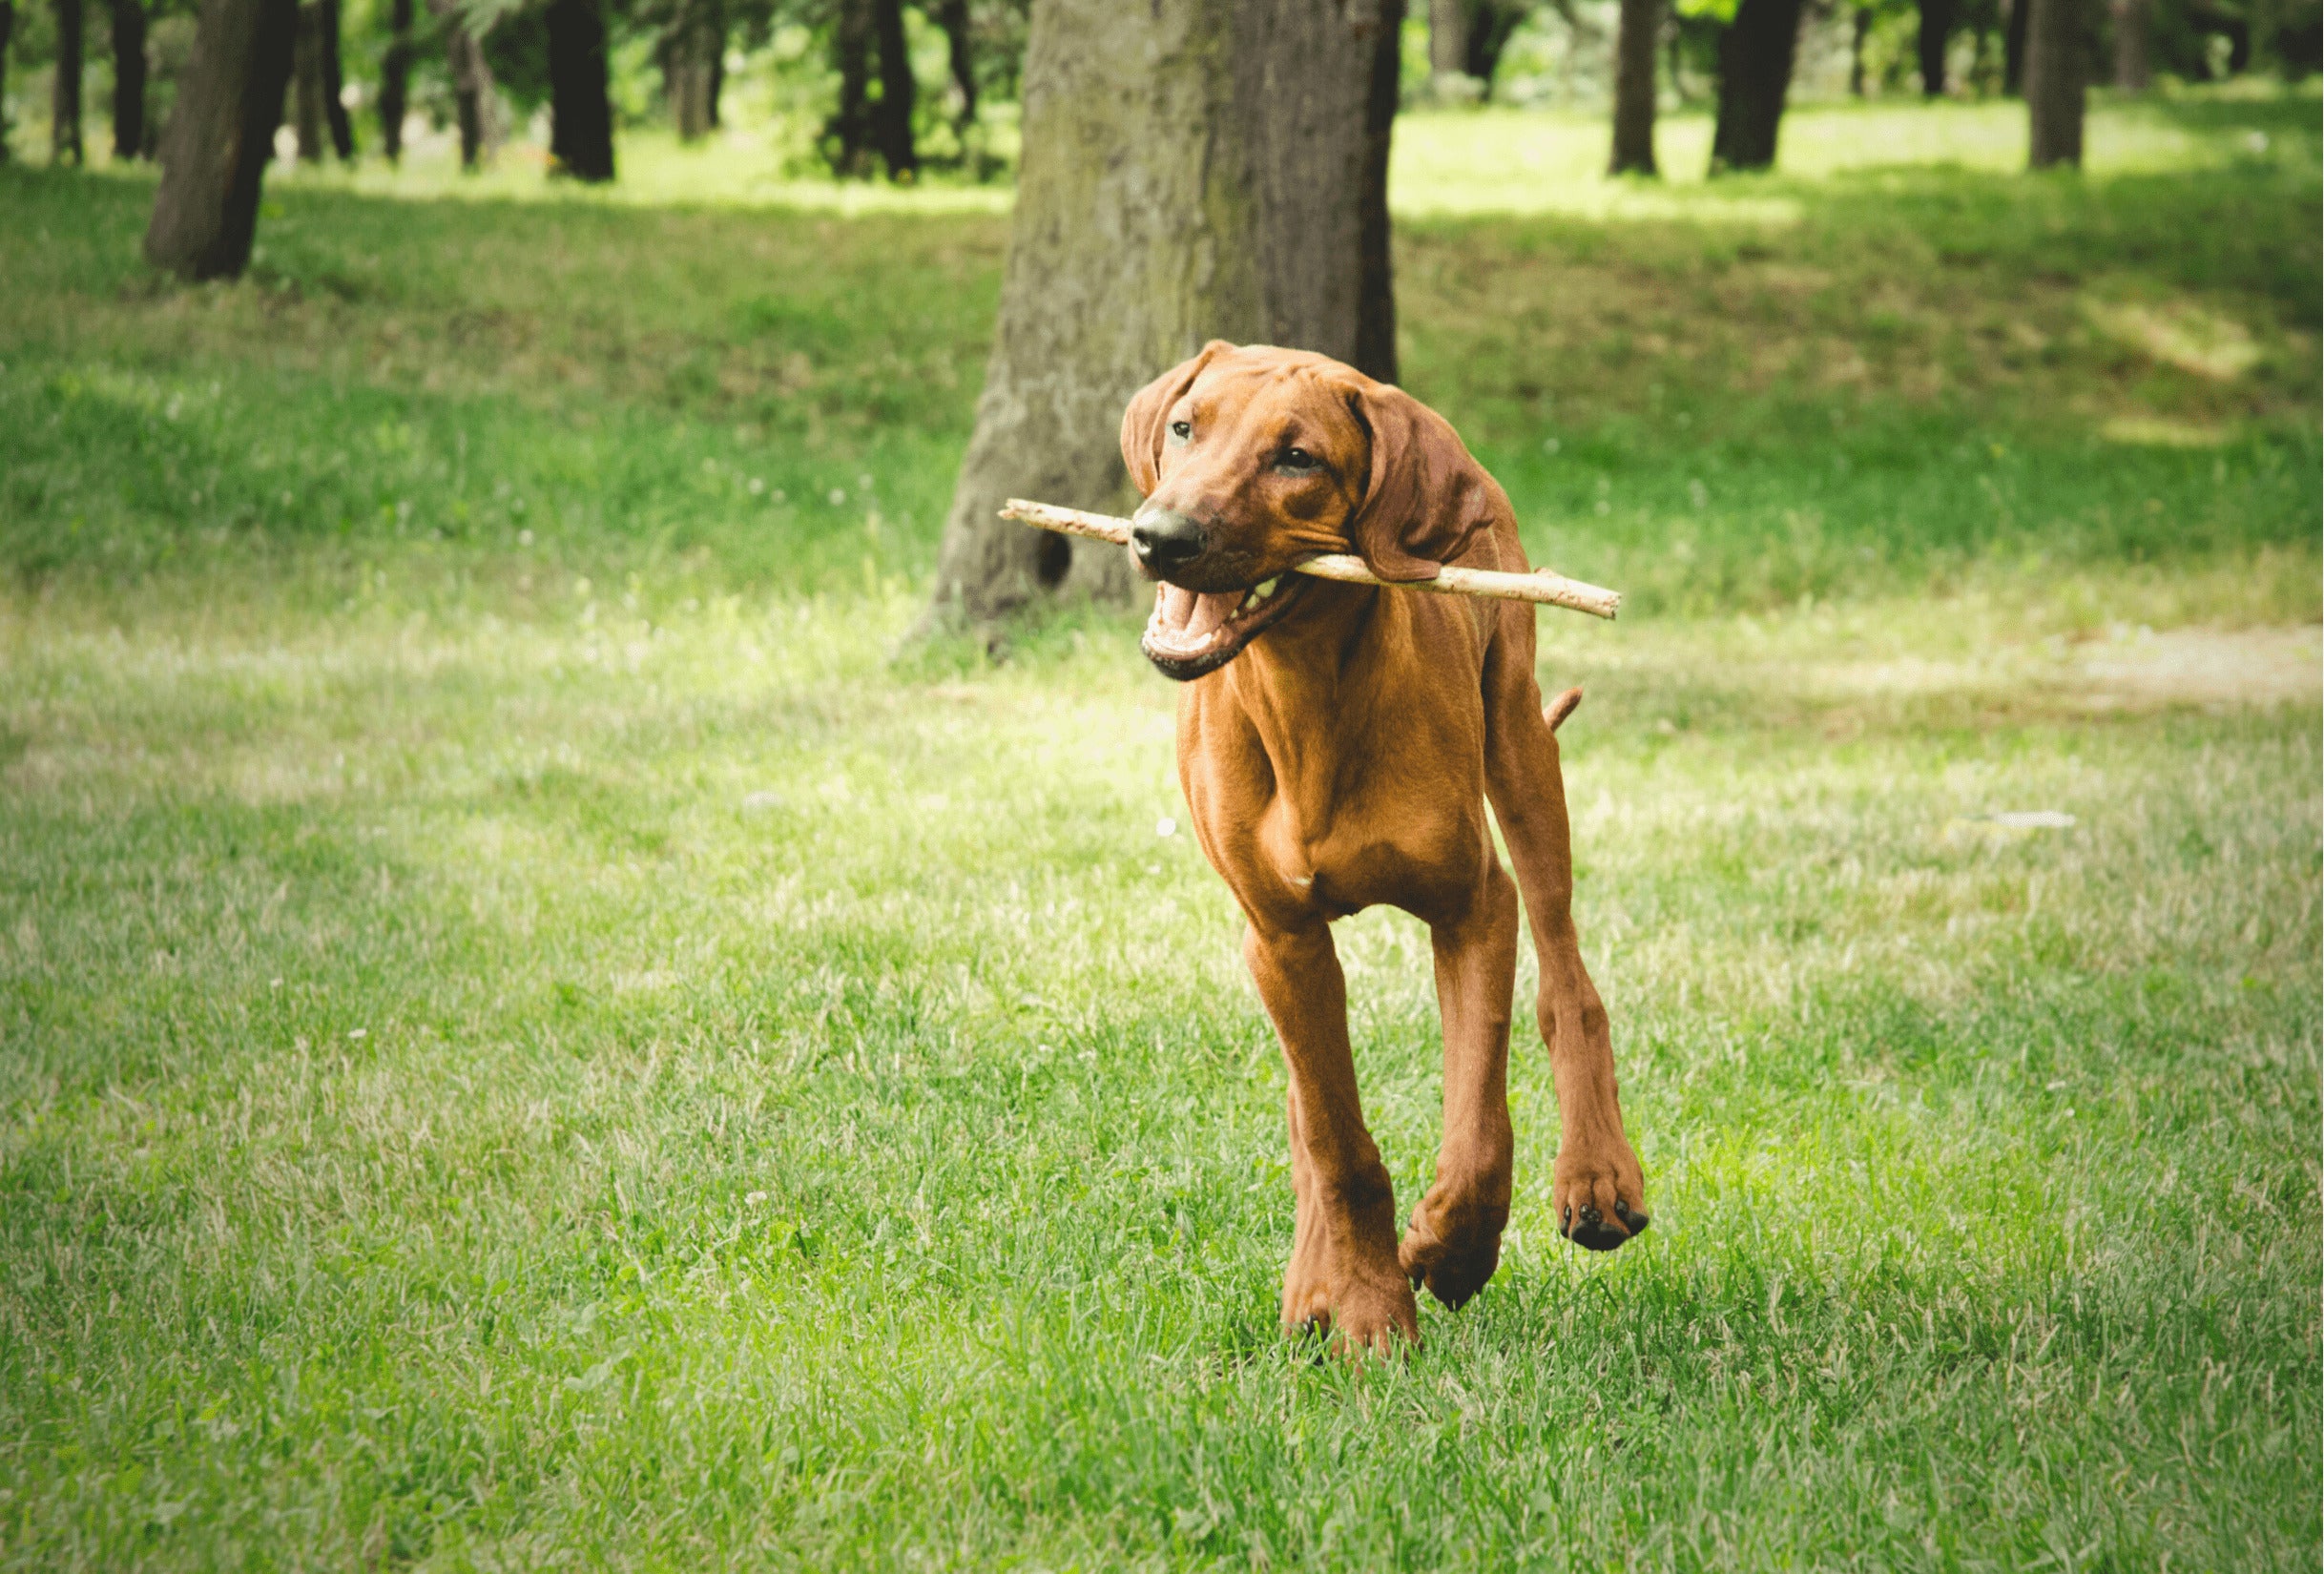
[[1578, 1205, 1604, 1232], [1614, 1199, 1651, 1235]]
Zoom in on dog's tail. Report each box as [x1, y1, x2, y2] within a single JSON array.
[[1543, 686, 1583, 734]]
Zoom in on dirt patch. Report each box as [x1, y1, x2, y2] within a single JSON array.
[[2075, 624, 2322, 708]]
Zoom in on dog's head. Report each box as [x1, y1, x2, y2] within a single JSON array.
[[1118, 342, 1497, 681]]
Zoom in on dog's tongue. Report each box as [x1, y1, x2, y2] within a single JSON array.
[[1155, 584, 1242, 643]]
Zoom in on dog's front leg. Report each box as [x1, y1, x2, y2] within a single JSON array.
[[1244, 920, 1420, 1354]]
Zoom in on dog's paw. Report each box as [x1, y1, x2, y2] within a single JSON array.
[[1552, 1141, 1650, 1253], [1399, 1191, 1508, 1309], [1330, 1270, 1421, 1357]]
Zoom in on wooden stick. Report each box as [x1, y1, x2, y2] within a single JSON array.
[[1000, 499, 1621, 621]]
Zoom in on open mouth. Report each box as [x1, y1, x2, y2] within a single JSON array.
[[1140, 572, 1311, 680]]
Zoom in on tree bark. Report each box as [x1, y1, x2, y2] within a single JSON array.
[[2003, 0, 2028, 91], [825, 0, 870, 175], [547, 0, 613, 179], [1710, 0, 1802, 173], [144, 0, 295, 280], [932, 0, 975, 129], [378, 0, 408, 159], [1355, 0, 1401, 383], [318, 0, 350, 156], [870, 0, 914, 178], [926, 0, 1390, 629], [664, 0, 717, 140], [109, 0, 145, 157], [291, 0, 323, 161], [428, 0, 495, 168], [1610, 0, 1659, 174], [2024, 0, 2082, 166], [1429, 0, 1469, 86], [2110, 0, 2149, 87], [1918, 0, 1957, 92], [54, 0, 85, 164]]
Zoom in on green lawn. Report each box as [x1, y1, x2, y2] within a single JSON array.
[[1, 93, 2318, 1570]]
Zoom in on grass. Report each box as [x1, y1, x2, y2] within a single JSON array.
[[1, 93, 2318, 1570]]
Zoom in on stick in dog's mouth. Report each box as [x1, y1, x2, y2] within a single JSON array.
[[1140, 573, 1312, 681]]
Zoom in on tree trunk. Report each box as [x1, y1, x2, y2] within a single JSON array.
[[2023, 0, 2082, 166], [1610, 0, 1659, 174], [1849, 4, 1870, 93], [870, 0, 915, 178], [429, 0, 495, 168], [291, 0, 323, 161], [318, 0, 350, 156], [1429, 0, 1469, 88], [1710, 0, 1802, 173], [932, 0, 975, 129], [2003, 0, 2028, 91], [1918, 0, 1957, 92], [109, 0, 145, 157], [1355, 0, 1402, 383], [826, 0, 871, 175], [665, 0, 717, 140], [0, 2, 13, 163], [378, 0, 408, 159], [54, 0, 85, 164], [925, 0, 1390, 629], [2111, 0, 2149, 87], [144, 0, 295, 279], [547, 0, 613, 179]]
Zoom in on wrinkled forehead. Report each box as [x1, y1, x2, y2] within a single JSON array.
[[1179, 353, 1367, 449]]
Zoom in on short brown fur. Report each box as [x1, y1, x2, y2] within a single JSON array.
[[1121, 342, 1648, 1354]]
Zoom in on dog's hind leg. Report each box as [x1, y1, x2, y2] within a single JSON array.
[[1481, 620, 1648, 1253], [1399, 858, 1521, 1308]]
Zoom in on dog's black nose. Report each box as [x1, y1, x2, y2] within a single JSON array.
[[1131, 508, 1205, 571]]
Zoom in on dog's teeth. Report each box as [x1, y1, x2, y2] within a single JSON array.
[[1256, 576, 1280, 597]]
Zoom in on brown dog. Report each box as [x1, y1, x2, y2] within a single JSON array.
[[1121, 342, 1648, 1353]]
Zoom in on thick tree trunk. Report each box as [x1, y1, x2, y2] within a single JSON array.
[[2003, 0, 2028, 91], [932, 0, 975, 128], [870, 0, 914, 178], [318, 0, 350, 156], [1355, 0, 1402, 383], [1918, 0, 1957, 92], [2023, 0, 2082, 166], [1463, 0, 1525, 86], [378, 0, 408, 159], [2111, 0, 2149, 87], [0, 2, 13, 163], [109, 0, 145, 157], [1429, 0, 1469, 87], [54, 0, 85, 164], [144, 0, 295, 279], [926, 0, 1390, 628], [1710, 0, 1802, 173], [291, 1, 323, 161], [547, 0, 613, 179], [1849, 4, 1870, 92], [1610, 0, 1659, 174]]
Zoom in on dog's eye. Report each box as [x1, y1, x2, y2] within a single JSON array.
[[1276, 446, 1319, 472], [1169, 421, 1193, 444]]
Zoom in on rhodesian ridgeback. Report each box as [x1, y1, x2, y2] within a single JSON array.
[[1122, 341, 1648, 1353]]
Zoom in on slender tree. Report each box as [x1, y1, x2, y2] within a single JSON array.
[[0, 1, 13, 162], [318, 0, 351, 156], [1429, 0, 1468, 89], [291, 0, 324, 159], [869, 0, 913, 177], [1710, 0, 1803, 172], [2023, 0, 2082, 165], [1610, 0, 1659, 174], [1919, 0, 1957, 91], [925, 0, 1394, 627], [2002, 0, 2027, 90], [2111, 0, 2149, 87], [931, 0, 976, 129], [54, 0, 86, 164], [144, 0, 297, 279], [663, 0, 718, 139], [1355, 0, 1402, 383], [378, 0, 409, 158], [109, 0, 146, 156], [547, 0, 614, 178], [824, 0, 870, 173], [427, 0, 496, 167], [1848, 2, 1871, 92]]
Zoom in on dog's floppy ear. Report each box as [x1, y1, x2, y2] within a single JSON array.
[[1120, 341, 1234, 498], [1343, 381, 1497, 583]]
